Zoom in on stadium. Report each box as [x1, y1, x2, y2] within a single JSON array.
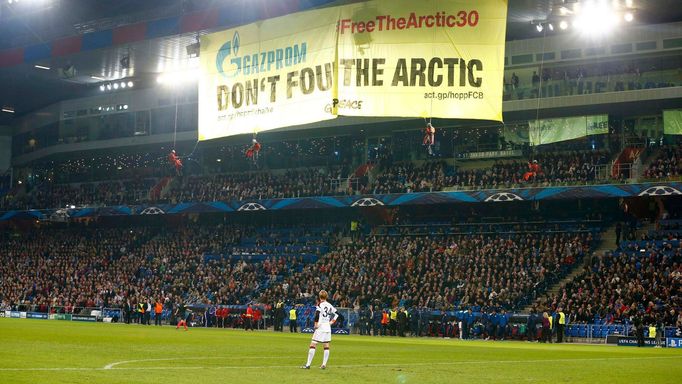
[[0, 0, 681, 383]]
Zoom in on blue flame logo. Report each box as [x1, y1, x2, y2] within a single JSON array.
[[216, 31, 240, 78]]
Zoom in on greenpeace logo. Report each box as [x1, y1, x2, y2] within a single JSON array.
[[216, 31, 308, 78], [324, 98, 363, 113]]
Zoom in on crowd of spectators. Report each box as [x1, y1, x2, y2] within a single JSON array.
[[0, 166, 361, 210], [0, 148, 618, 210], [261, 230, 593, 312], [0, 223, 338, 314], [535, 237, 682, 326], [372, 150, 610, 193], [163, 167, 355, 203], [1, 221, 591, 315], [0, 227, 156, 313], [5, 215, 680, 336], [644, 144, 682, 180], [0, 178, 156, 210], [371, 162, 447, 194]]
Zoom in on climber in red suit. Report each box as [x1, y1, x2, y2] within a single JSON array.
[[423, 123, 436, 155], [168, 150, 183, 175], [245, 139, 262, 162], [523, 160, 540, 182]]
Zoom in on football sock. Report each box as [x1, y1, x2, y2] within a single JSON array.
[[306, 346, 316, 367], [322, 348, 330, 366]]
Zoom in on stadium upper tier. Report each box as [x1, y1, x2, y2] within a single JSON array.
[[0, 145, 671, 212]]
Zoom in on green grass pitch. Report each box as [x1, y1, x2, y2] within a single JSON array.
[[1, 318, 681, 383]]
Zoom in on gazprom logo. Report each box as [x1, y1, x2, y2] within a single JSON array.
[[215, 30, 308, 78], [216, 31, 240, 78]]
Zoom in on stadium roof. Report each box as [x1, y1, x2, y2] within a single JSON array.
[[0, 0, 681, 124]]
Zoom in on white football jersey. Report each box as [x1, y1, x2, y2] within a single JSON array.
[[316, 301, 338, 332]]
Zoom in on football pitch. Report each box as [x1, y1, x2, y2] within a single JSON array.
[[1, 318, 681, 384]]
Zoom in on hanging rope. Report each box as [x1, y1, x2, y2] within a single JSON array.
[[172, 94, 179, 149], [531, 26, 549, 159]]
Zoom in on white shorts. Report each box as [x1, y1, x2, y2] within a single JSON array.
[[312, 329, 331, 343]]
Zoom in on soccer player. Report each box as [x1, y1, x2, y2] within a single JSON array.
[[176, 301, 188, 331], [301, 290, 338, 370]]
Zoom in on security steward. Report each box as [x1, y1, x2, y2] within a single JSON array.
[[289, 306, 298, 333]]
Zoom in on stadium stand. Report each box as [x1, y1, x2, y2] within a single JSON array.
[[535, 224, 681, 328], [0, 218, 596, 313], [644, 144, 682, 180], [1, 148, 619, 210]]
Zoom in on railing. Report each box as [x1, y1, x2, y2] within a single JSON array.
[[610, 162, 637, 180], [504, 69, 682, 101], [563, 323, 679, 344], [329, 177, 362, 194]]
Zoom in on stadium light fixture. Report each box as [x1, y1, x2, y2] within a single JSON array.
[[1, 107, 15, 113], [573, 3, 619, 36], [34, 64, 50, 70], [624, 12, 634, 22], [99, 80, 133, 92], [536, 23, 543, 32], [548, 23, 554, 31], [559, 20, 569, 30]]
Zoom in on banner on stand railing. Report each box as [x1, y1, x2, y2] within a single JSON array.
[[529, 114, 608, 145], [663, 109, 682, 135], [26, 312, 48, 320], [617, 336, 657, 347], [667, 337, 682, 348]]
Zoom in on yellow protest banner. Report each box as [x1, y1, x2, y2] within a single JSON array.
[[198, 0, 507, 141], [336, 0, 507, 121], [198, 7, 340, 141]]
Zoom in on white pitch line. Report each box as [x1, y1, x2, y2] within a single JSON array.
[[103, 356, 292, 369], [0, 355, 679, 372]]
